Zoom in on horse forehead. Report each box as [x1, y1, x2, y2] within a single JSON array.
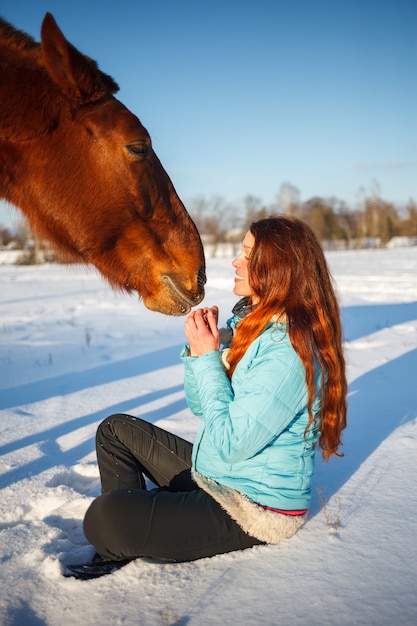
[[83, 99, 149, 138]]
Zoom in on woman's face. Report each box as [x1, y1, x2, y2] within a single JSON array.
[[232, 231, 258, 301]]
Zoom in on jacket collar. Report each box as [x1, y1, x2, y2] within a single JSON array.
[[231, 296, 257, 319]]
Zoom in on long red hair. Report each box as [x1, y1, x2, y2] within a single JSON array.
[[227, 215, 347, 460]]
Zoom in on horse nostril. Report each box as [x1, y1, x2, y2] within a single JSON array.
[[197, 267, 206, 287]]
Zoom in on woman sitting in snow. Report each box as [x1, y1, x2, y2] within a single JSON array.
[[68, 215, 347, 578]]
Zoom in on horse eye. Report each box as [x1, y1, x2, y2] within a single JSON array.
[[127, 142, 149, 160]]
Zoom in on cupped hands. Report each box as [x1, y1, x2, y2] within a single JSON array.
[[184, 306, 220, 356]]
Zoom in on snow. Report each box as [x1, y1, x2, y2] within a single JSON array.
[[1, 247, 416, 626]]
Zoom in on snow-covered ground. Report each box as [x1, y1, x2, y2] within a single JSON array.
[[1, 247, 416, 626]]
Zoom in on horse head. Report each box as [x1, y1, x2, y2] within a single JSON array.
[[0, 13, 205, 315]]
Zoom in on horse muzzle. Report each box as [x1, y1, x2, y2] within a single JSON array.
[[159, 273, 205, 316]]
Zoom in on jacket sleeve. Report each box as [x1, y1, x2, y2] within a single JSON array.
[[180, 314, 236, 417], [180, 344, 205, 416], [189, 339, 309, 463]]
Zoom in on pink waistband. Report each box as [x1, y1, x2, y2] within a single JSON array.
[[259, 504, 308, 516]]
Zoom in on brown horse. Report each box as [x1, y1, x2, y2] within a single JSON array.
[[0, 13, 205, 315]]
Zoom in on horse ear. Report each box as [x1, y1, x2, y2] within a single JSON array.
[[40, 13, 118, 104]]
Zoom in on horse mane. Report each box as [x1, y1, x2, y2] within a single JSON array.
[[0, 16, 119, 95], [0, 17, 39, 52]]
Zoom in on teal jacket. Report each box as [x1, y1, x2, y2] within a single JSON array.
[[181, 311, 322, 511]]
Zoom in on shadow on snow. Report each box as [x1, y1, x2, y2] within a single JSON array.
[[0, 343, 182, 411], [341, 301, 417, 342], [0, 385, 186, 489], [0, 302, 416, 500], [310, 347, 417, 516]]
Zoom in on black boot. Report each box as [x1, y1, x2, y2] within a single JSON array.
[[64, 553, 134, 580]]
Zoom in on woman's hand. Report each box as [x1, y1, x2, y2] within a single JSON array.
[[184, 306, 220, 356]]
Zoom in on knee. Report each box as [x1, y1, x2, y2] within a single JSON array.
[[97, 413, 138, 432], [98, 413, 122, 431], [96, 413, 127, 442]]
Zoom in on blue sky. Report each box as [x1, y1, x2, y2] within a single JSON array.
[[1, 0, 416, 230]]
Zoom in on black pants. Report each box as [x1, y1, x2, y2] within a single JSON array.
[[83, 414, 263, 562]]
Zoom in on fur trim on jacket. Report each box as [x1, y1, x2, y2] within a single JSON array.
[[192, 469, 307, 545]]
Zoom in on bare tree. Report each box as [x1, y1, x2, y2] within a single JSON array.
[[399, 200, 417, 236], [300, 197, 342, 243], [278, 182, 300, 216], [187, 184, 414, 252], [0, 224, 12, 247], [188, 195, 233, 257]]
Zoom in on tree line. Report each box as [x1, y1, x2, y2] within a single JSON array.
[[1, 182, 416, 262], [188, 183, 417, 254]]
